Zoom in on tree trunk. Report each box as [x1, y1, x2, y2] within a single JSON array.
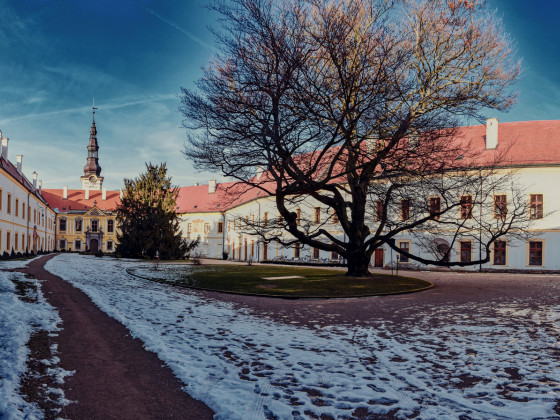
[[345, 252, 372, 277]]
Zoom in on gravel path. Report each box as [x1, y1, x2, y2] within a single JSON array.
[[21, 254, 214, 420]]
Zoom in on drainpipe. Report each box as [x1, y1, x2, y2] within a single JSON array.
[[222, 212, 226, 256], [26, 192, 30, 253], [479, 169, 483, 272], [257, 200, 261, 262]]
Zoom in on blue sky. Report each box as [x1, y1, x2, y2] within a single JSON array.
[[0, 0, 558, 190]]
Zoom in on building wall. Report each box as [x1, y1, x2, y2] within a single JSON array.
[[55, 211, 118, 253], [178, 166, 560, 271], [0, 168, 56, 253]]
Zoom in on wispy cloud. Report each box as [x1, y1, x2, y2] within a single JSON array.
[[127, 0, 217, 52], [0, 94, 177, 125]]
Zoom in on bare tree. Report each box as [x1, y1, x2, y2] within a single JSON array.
[[181, 0, 525, 276]]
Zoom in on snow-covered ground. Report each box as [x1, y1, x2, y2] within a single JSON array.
[[46, 253, 560, 420], [0, 258, 64, 419]]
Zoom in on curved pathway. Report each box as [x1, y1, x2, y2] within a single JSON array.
[[21, 254, 214, 420]]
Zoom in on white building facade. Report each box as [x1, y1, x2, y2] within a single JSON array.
[[177, 119, 560, 271]]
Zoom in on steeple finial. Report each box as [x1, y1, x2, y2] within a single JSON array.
[[92, 98, 97, 122]]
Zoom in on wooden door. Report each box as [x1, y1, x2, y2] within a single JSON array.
[[374, 248, 384, 267]]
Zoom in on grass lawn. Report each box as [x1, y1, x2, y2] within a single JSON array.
[[128, 264, 432, 298]]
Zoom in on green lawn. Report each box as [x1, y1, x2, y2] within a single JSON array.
[[129, 264, 432, 298]]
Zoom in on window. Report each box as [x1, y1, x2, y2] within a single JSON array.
[[7, 194, 11, 214], [331, 249, 339, 260], [187, 223, 192, 234], [314, 207, 321, 224], [332, 209, 339, 224], [34, 209, 36, 223], [91, 219, 98, 232], [107, 219, 114, 233], [429, 197, 441, 220], [251, 240, 254, 258], [75, 218, 83, 232], [0, 189, 2, 210], [277, 214, 284, 226], [75, 239, 82, 251], [296, 208, 301, 225], [15, 233, 18, 251], [460, 241, 472, 263], [107, 241, 114, 252], [59, 218, 67, 232], [217, 222, 223, 233], [22, 203, 25, 219], [15, 198, 18, 217], [5, 231, 9, 251], [263, 212, 268, 228], [529, 194, 543, 219], [375, 201, 383, 222], [59, 239, 66, 250], [494, 195, 507, 219], [204, 223, 210, 234], [493, 241, 506, 265], [312, 247, 320, 259], [293, 242, 301, 258], [460, 195, 473, 219], [529, 241, 543, 266], [401, 199, 410, 221], [398, 241, 410, 263]]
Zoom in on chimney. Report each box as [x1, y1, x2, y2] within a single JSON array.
[[16, 155, 23, 175], [120, 189, 123, 200], [63, 185, 68, 200], [486, 118, 498, 149], [102, 187, 107, 200], [38, 180, 42, 195], [256, 166, 263, 181], [32, 172, 37, 190], [85, 189, 90, 200], [2, 137, 8, 160], [209, 180, 216, 194]]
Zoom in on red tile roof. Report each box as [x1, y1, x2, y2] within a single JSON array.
[[176, 182, 263, 214], [176, 120, 560, 213], [455, 120, 560, 166], [0, 156, 50, 206], [42, 189, 121, 212]]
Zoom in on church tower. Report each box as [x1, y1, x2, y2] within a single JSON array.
[[80, 105, 104, 190]]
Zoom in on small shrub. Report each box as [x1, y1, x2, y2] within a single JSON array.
[[16, 252, 23, 258], [222, 251, 229, 260], [247, 257, 253, 266], [192, 252, 202, 266], [10, 249, 16, 258], [95, 250, 104, 258]]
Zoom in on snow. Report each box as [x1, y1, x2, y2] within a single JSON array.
[[46, 253, 560, 419], [0, 258, 63, 419]]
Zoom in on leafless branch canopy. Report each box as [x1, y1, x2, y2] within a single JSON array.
[[181, 0, 523, 276]]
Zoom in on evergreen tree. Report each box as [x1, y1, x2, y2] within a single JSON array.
[[116, 163, 197, 259]]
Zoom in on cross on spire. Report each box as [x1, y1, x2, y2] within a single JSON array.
[[92, 98, 98, 122]]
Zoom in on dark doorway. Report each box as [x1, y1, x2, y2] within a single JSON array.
[[90, 239, 99, 253], [374, 248, 384, 267]]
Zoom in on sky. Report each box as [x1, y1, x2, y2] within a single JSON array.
[[0, 0, 558, 190]]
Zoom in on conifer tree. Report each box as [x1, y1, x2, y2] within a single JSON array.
[[116, 163, 197, 259]]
